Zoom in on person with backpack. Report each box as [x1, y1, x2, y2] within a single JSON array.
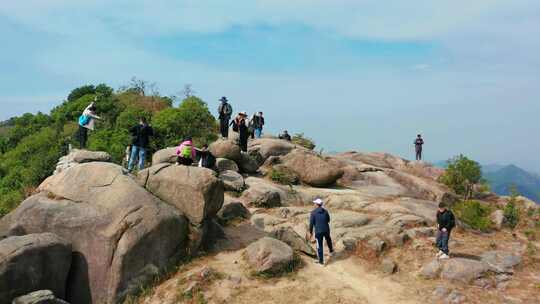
[[176, 136, 196, 166], [436, 202, 456, 259], [414, 134, 424, 161], [197, 144, 216, 169], [251, 112, 265, 138], [77, 101, 101, 149], [233, 112, 249, 152], [127, 117, 154, 172], [309, 198, 334, 266], [217, 97, 233, 138]]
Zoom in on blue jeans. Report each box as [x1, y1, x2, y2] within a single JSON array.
[[255, 128, 263, 138], [436, 230, 450, 255], [315, 232, 334, 264], [128, 145, 146, 171]]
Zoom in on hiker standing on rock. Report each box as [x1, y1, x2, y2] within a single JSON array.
[[436, 202, 455, 260], [232, 112, 249, 152], [176, 136, 196, 166], [217, 97, 233, 138], [251, 112, 265, 139], [128, 117, 154, 172], [414, 134, 424, 161], [77, 100, 101, 149], [309, 198, 334, 265]]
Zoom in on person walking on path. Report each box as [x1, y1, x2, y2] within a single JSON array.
[[252, 112, 265, 138], [128, 117, 154, 172], [217, 97, 233, 138], [414, 134, 424, 161], [176, 136, 196, 166], [436, 202, 456, 260], [309, 198, 334, 265], [77, 100, 101, 149]]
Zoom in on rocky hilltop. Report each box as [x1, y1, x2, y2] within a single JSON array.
[[0, 138, 538, 304]]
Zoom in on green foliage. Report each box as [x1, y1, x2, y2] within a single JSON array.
[[88, 129, 131, 163], [270, 166, 298, 185], [503, 186, 520, 229], [439, 155, 482, 199], [0, 112, 52, 151], [292, 133, 316, 150], [452, 200, 493, 232]]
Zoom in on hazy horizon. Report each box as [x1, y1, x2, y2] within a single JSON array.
[[1, 1, 539, 173]]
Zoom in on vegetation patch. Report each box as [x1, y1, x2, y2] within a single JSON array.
[[451, 200, 494, 232], [270, 165, 299, 185], [291, 133, 316, 150]]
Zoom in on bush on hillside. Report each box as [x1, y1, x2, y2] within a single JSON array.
[[439, 155, 482, 199], [503, 186, 520, 229], [452, 200, 493, 232], [292, 133, 315, 150], [270, 166, 299, 185]]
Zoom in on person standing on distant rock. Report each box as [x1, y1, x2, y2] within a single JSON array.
[[252, 111, 265, 138], [234, 112, 249, 152], [176, 136, 196, 166], [128, 117, 154, 172], [279, 130, 292, 141], [77, 100, 101, 149], [217, 97, 233, 138], [414, 134, 424, 161], [436, 202, 456, 260], [309, 198, 334, 265]]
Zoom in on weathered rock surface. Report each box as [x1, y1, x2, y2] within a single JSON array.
[[217, 202, 250, 224], [139, 164, 224, 225], [480, 251, 521, 274], [381, 258, 397, 274], [242, 177, 284, 208], [248, 138, 296, 164], [12, 290, 70, 304], [281, 149, 344, 187], [219, 170, 245, 192], [0, 162, 189, 304], [209, 140, 241, 162], [244, 237, 294, 274], [0, 234, 71, 303], [490, 210, 504, 230], [151, 147, 177, 165], [54, 149, 112, 175], [237, 153, 260, 173], [421, 258, 491, 283], [271, 227, 316, 257], [216, 158, 239, 172]]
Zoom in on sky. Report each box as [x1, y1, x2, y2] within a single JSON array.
[[1, 1, 539, 172]]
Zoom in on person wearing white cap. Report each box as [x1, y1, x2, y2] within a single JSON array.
[[309, 198, 334, 265]]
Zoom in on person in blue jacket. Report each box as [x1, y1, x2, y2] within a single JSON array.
[[309, 198, 334, 265]]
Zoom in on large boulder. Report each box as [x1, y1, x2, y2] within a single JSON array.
[[281, 149, 344, 187], [0, 162, 189, 304], [12, 290, 70, 304], [139, 164, 224, 225], [0, 233, 71, 303], [244, 237, 294, 274], [151, 147, 177, 165], [219, 170, 245, 192], [209, 140, 241, 162], [440, 258, 490, 283], [480, 251, 522, 274], [217, 202, 250, 224], [237, 153, 260, 174], [67, 149, 111, 163], [271, 227, 316, 257], [248, 138, 295, 164], [216, 158, 239, 172], [242, 177, 284, 208]]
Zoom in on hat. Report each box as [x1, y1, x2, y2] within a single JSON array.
[[313, 198, 324, 206], [239, 111, 247, 116], [219, 96, 228, 102]]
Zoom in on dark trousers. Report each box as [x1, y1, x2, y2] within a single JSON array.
[[415, 148, 422, 160], [436, 230, 450, 255], [177, 156, 193, 166], [239, 133, 248, 152], [315, 231, 334, 264], [220, 118, 230, 138], [78, 126, 88, 149]]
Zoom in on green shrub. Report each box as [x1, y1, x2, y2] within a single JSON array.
[[439, 155, 482, 199], [291, 133, 315, 150], [452, 200, 493, 232], [270, 166, 298, 185], [503, 198, 520, 230]]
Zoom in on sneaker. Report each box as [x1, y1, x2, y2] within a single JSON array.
[[439, 254, 450, 260], [436, 251, 443, 258]]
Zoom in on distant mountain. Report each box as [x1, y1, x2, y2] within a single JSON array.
[[483, 165, 540, 203], [433, 161, 540, 203]]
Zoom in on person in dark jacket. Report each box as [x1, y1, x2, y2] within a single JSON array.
[[128, 117, 154, 172], [414, 134, 424, 161], [217, 97, 233, 138], [197, 144, 216, 169], [252, 112, 265, 138], [436, 202, 455, 259], [309, 198, 334, 265], [232, 112, 249, 152], [279, 130, 291, 141]]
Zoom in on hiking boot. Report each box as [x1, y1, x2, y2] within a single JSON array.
[[439, 254, 450, 260]]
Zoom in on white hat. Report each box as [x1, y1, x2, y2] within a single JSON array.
[[313, 198, 324, 206]]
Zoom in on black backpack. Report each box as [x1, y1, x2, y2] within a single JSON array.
[[232, 120, 239, 132]]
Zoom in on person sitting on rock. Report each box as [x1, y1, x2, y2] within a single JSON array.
[[176, 136, 196, 166], [309, 198, 334, 265], [414, 134, 424, 161], [436, 202, 456, 260], [279, 130, 291, 141], [77, 99, 101, 149], [197, 144, 216, 169]]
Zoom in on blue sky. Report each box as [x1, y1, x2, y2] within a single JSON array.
[[1, 1, 539, 172]]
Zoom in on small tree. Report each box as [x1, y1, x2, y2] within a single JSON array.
[[503, 185, 520, 229], [439, 155, 482, 199]]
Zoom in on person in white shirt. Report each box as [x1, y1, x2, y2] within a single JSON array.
[[78, 100, 101, 149]]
